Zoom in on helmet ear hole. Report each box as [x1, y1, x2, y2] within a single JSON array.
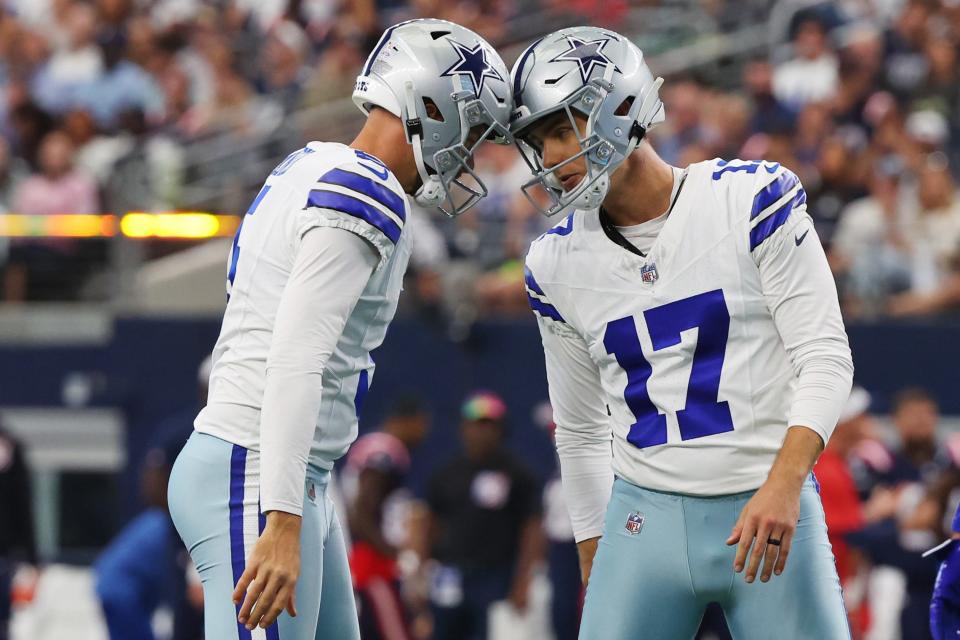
[[615, 96, 635, 117], [423, 97, 445, 122]]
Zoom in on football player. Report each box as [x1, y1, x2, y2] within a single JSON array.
[[929, 504, 960, 639], [167, 19, 511, 640], [512, 27, 854, 638]]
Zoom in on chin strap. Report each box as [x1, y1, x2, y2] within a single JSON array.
[[403, 80, 444, 206]]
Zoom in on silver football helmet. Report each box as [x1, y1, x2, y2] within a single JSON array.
[[510, 27, 666, 216], [353, 19, 513, 217]]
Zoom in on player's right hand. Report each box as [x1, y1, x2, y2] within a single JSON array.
[[577, 537, 601, 586], [233, 511, 301, 630]]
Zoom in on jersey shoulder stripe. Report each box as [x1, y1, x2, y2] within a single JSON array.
[[750, 169, 807, 251], [306, 185, 403, 244], [524, 265, 566, 323], [317, 168, 406, 222], [750, 169, 800, 220]]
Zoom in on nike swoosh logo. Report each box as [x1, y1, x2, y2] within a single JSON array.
[[795, 230, 810, 246], [358, 162, 388, 180]]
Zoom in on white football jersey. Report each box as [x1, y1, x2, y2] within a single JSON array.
[[195, 141, 412, 469], [526, 158, 853, 498]]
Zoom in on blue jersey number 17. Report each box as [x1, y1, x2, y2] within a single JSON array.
[[603, 289, 734, 448]]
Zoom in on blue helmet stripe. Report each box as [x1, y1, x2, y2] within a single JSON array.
[[306, 190, 402, 244], [362, 20, 417, 76], [750, 189, 807, 251], [512, 38, 543, 105], [751, 170, 799, 220], [318, 168, 406, 221]]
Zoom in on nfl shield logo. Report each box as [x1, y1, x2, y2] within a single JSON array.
[[640, 262, 658, 284], [625, 511, 644, 535]]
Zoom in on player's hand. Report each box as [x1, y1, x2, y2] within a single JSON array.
[[233, 511, 301, 630], [725, 476, 801, 583], [576, 537, 600, 586]]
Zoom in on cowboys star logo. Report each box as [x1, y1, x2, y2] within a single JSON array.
[[441, 40, 504, 98], [549, 36, 622, 84]]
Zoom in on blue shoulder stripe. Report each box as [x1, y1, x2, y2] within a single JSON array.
[[751, 170, 799, 219], [523, 265, 545, 296], [317, 168, 406, 221], [527, 293, 566, 323], [306, 190, 402, 244], [750, 189, 807, 251]]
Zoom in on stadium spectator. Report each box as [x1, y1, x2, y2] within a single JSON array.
[[4, 129, 99, 299], [421, 391, 543, 640], [94, 357, 209, 640], [741, 59, 794, 135], [73, 30, 165, 129], [904, 156, 960, 292], [12, 129, 98, 218], [815, 387, 872, 585], [0, 421, 36, 640], [772, 15, 839, 110], [541, 420, 581, 640], [848, 387, 956, 640], [0, 136, 27, 210], [258, 20, 309, 114], [345, 396, 430, 640], [31, 1, 103, 115], [830, 155, 912, 317]]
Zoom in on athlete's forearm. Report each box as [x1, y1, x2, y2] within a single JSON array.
[[260, 227, 377, 515], [766, 425, 824, 490], [576, 537, 600, 584]]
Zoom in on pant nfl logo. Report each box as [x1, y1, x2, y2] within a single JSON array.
[[640, 262, 658, 284], [625, 511, 644, 535]]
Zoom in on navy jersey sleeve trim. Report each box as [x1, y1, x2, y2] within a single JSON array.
[[751, 170, 800, 220], [524, 265, 566, 323], [317, 168, 406, 221], [305, 190, 402, 244], [749, 189, 807, 251]]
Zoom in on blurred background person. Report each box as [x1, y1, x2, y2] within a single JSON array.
[[420, 392, 543, 640], [93, 357, 209, 640], [812, 386, 874, 636], [0, 420, 36, 640], [848, 387, 956, 640], [344, 395, 430, 640]]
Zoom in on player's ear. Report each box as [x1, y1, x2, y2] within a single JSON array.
[[423, 98, 445, 122]]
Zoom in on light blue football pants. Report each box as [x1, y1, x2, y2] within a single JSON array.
[[580, 476, 851, 640], [168, 432, 360, 640]]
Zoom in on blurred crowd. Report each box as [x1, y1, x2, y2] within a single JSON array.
[[0, 0, 618, 301], [403, 0, 960, 325], [2, 0, 960, 315]]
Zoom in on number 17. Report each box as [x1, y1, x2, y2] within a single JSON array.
[[603, 289, 734, 449]]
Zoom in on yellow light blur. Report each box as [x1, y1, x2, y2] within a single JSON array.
[[0, 213, 240, 239]]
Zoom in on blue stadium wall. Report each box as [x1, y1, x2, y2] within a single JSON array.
[[2, 317, 959, 527]]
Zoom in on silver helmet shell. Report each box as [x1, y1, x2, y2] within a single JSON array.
[[353, 19, 513, 217], [510, 27, 665, 216]]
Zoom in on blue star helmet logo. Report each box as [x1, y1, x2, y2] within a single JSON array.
[[549, 36, 622, 84], [441, 40, 504, 98]]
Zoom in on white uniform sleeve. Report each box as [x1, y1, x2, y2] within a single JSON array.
[[529, 259, 613, 543], [752, 173, 854, 446], [297, 162, 407, 269], [260, 226, 378, 515]]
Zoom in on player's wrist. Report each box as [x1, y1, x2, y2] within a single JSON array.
[[265, 510, 303, 532]]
